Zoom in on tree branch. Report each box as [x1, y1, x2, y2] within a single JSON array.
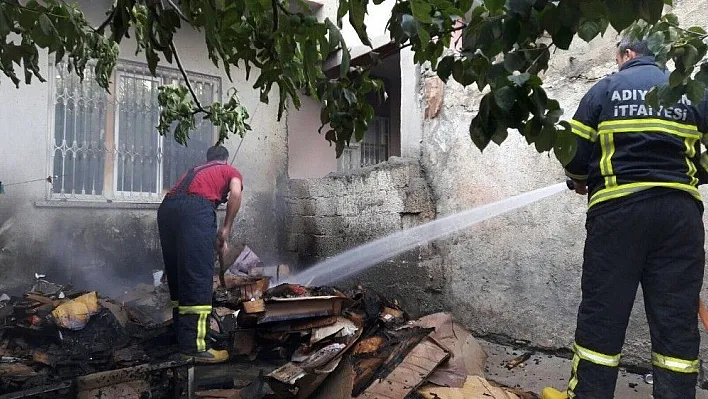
[[525, 44, 554, 73], [666, 22, 708, 40], [271, 0, 279, 32], [93, 6, 115, 33], [166, 0, 191, 23], [169, 41, 209, 114], [0, 0, 72, 20], [372, 23, 469, 65]]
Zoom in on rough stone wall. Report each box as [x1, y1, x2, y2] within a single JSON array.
[[418, 0, 708, 366], [286, 158, 446, 316]]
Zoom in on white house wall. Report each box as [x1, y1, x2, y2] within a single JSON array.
[[0, 1, 288, 296]]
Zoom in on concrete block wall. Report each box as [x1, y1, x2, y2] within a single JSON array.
[[286, 157, 446, 316]]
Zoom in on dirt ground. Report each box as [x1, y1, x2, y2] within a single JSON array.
[[481, 340, 708, 398], [192, 340, 708, 398]]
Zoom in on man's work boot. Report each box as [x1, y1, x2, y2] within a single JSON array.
[[541, 387, 568, 399], [181, 348, 229, 364]]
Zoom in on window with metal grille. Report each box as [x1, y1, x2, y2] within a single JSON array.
[[49, 59, 220, 202], [360, 116, 390, 167]]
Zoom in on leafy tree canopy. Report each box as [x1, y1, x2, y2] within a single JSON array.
[[0, 0, 706, 165]]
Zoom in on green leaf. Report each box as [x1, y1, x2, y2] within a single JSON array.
[[646, 31, 665, 55], [686, 79, 707, 103], [484, 0, 505, 13], [552, 26, 574, 50], [657, 83, 684, 105], [646, 86, 659, 108], [337, 0, 349, 22], [669, 70, 685, 87], [348, 0, 372, 46], [636, 0, 664, 24], [507, 0, 534, 18], [523, 117, 542, 142], [682, 45, 699, 70], [534, 124, 555, 152], [459, 0, 474, 13], [470, 95, 495, 151], [494, 86, 516, 111], [606, 0, 636, 32], [577, 19, 601, 42], [411, 0, 433, 24], [546, 108, 563, 124], [541, 5, 560, 35], [664, 13, 679, 25], [696, 63, 708, 86], [453, 60, 476, 86], [508, 72, 530, 86], [503, 53, 525, 72], [579, 0, 607, 19], [687, 26, 707, 35], [38, 14, 55, 36], [342, 88, 357, 104], [417, 25, 431, 44], [553, 125, 577, 166], [491, 127, 508, 145], [0, 6, 9, 36], [502, 18, 521, 50], [437, 55, 455, 82], [470, 118, 491, 151]]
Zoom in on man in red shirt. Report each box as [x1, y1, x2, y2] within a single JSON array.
[[157, 145, 243, 363]]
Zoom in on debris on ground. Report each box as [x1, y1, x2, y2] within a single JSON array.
[[506, 352, 533, 370], [0, 245, 538, 398]]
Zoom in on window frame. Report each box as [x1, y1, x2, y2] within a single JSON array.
[[46, 57, 221, 204], [113, 70, 164, 199]]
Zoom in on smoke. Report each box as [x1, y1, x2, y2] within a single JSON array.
[[42, 229, 153, 298], [0, 200, 159, 298]]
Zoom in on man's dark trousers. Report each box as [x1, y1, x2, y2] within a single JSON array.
[[569, 191, 705, 399], [157, 195, 216, 353]]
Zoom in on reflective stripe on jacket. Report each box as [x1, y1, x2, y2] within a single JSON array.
[[564, 56, 708, 209]]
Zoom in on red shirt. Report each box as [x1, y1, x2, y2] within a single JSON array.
[[169, 161, 243, 203]]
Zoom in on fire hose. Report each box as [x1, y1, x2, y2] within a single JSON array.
[[566, 179, 708, 333]]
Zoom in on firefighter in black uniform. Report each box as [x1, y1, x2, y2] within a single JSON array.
[[542, 36, 708, 399], [158, 145, 243, 363]]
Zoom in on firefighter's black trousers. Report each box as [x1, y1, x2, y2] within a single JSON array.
[[568, 191, 705, 399], [157, 195, 216, 354]]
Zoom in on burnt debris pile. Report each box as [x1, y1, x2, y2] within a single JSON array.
[[0, 246, 537, 399]]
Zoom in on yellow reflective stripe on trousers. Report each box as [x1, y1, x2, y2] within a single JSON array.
[[684, 137, 699, 186], [171, 300, 179, 309], [568, 353, 580, 393], [573, 343, 620, 367], [571, 119, 597, 142], [652, 352, 699, 373], [599, 133, 617, 189], [589, 182, 701, 209], [598, 118, 701, 139], [196, 312, 208, 352], [178, 305, 212, 315]]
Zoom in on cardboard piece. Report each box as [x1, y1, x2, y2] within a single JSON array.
[[412, 312, 487, 388], [257, 296, 347, 324], [359, 336, 449, 399], [418, 375, 521, 399], [310, 317, 357, 344]]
